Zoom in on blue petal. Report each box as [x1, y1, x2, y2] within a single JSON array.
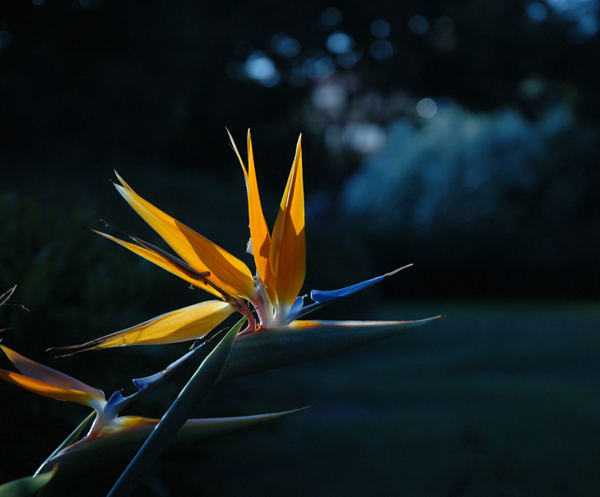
[[311, 265, 412, 304], [288, 295, 306, 321], [311, 274, 385, 304], [294, 265, 412, 320], [104, 390, 126, 416], [131, 371, 164, 391], [103, 342, 210, 415], [131, 341, 207, 391]]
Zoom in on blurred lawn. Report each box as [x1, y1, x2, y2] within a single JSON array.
[[98, 300, 600, 497], [2, 191, 599, 497], [2, 301, 599, 495]]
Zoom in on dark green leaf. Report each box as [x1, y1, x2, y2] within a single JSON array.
[[46, 407, 307, 469], [0, 467, 56, 497], [34, 411, 95, 476], [106, 317, 244, 497], [223, 316, 442, 378]]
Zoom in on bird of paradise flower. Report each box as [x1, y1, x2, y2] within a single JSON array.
[[0, 339, 304, 472], [0, 344, 156, 438], [58, 130, 437, 353]]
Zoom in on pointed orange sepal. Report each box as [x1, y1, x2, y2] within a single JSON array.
[[113, 172, 256, 300], [269, 135, 306, 307], [227, 129, 277, 303], [55, 300, 235, 351], [0, 345, 104, 407]]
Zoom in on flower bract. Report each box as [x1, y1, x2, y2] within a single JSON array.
[[59, 130, 429, 352], [0, 344, 155, 438]]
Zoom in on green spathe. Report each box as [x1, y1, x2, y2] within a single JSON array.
[[105, 317, 243, 497], [223, 316, 443, 378], [0, 468, 56, 497], [42, 408, 306, 472]]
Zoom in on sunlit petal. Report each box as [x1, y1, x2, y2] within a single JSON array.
[[93, 230, 224, 299], [95, 415, 158, 437], [285, 320, 322, 328], [48, 409, 307, 467], [114, 172, 255, 300], [0, 345, 104, 403], [227, 129, 276, 302], [266, 316, 444, 332], [269, 135, 306, 306], [287, 318, 436, 328], [59, 301, 235, 350], [0, 369, 99, 407]]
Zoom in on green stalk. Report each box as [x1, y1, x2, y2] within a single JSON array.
[[34, 411, 95, 475], [106, 317, 243, 497]]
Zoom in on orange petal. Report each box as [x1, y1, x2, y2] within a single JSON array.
[[0, 369, 97, 405], [93, 230, 224, 299], [279, 317, 443, 331], [269, 135, 306, 306], [285, 320, 322, 328], [62, 300, 235, 350], [96, 415, 159, 436], [114, 172, 255, 300], [227, 129, 276, 302], [0, 345, 104, 404]]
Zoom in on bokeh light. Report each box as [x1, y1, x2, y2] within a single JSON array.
[[416, 97, 437, 118]]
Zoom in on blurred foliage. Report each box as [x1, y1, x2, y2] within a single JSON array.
[[0, 172, 372, 484], [0, 190, 166, 483], [0, 190, 161, 352], [342, 104, 600, 298], [2, 0, 599, 299], [1, 0, 599, 168], [38, 302, 598, 497], [1, 0, 600, 493]]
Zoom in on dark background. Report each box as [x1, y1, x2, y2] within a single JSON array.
[[1, 1, 600, 496]]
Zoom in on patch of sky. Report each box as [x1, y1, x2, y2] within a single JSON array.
[[324, 122, 387, 154], [546, 0, 599, 38], [526, 2, 549, 22], [271, 33, 301, 58], [311, 83, 347, 111], [245, 51, 280, 87], [326, 31, 354, 54], [408, 15, 429, 35], [370, 19, 391, 38], [307, 56, 336, 80], [369, 40, 394, 60], [337, 50, 361, 68], [416, 98, 437, 119], [321, 7, 343, 28], [291, 55, 336, 84], [343, 122, 387, 154]]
